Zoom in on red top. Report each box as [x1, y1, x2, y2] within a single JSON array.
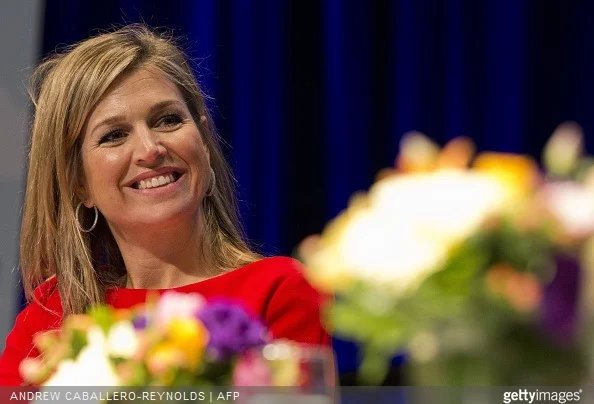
[[0, 257, 330, 386]]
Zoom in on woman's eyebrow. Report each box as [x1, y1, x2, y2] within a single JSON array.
[[90, 100, 185, 136], [90, 115, 126, 136], [148, 99, 184, 114]]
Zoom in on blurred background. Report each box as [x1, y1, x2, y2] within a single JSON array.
[[2, 0, 594, 384]]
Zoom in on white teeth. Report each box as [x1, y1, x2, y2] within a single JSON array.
[[137, 173, 175, 190]]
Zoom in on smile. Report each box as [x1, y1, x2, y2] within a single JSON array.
[[132, 172, 181, 190]]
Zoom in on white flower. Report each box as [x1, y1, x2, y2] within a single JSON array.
[[338, 208, 449, 292], [105, 321, 139, 359], [306, 170, 510, 294], [370, 170, 509, 244], [44, 326, 120, 387], [540, 182, 594, 239]]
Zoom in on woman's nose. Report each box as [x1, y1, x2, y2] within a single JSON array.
[[133, 127, 166, 165]]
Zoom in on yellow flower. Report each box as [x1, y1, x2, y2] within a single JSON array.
[[543, 121, 583, 177], [396, 131, 440, 173], [297, 235, 353, 292], [302, 242, 357, 293], [473, 152, 539, 199], [167, 318, 209, 369], [62, 315, 93, 333]]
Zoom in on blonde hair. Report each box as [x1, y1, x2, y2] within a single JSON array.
[[21, 24, 260, 315]]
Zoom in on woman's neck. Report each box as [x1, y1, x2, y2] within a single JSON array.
[[110, 212, 217, 289]]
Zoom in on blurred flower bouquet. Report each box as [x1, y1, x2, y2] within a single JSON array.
[[299, 123, 594, 385], [20, 291, 301, 387]]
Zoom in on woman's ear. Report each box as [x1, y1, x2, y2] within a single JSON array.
[[75, 179, 94, 208]]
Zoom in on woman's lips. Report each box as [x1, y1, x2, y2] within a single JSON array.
[[127, 172, 186, 195], [134, 172, 179, 189], [124, 167, 184, 188]]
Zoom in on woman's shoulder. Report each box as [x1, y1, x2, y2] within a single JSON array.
[[33, 276, 60, 303], [25, 276, 63, 317], [9, 277, 63, 340], [196, 256, 324, 306], [252, 256, 325, 294], [232, 256, 329, 312], [18, 276, 63, 330], [230, 256, 315, 290], [240, 257, 331, 345], [241, 256, 306, 277]]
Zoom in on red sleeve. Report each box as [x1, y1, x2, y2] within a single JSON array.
[[0, 303, 41, 386], [0, 279, 61, 386], [265, 267, 332, 346]]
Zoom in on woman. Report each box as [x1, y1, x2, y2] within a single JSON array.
[[0, 24, 329, 385]]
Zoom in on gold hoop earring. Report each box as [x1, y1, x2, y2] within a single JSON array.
[[206, 167, 216, 197], [76, 202, 98, 232]]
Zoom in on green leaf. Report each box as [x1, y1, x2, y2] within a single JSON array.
[[358, 346, 390, 385], [87, 306, 115, 334], [70, 328, 88, 358], [329, 301, 375, 340]]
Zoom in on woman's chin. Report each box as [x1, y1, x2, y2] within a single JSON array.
[[113, 205, 203, 233]]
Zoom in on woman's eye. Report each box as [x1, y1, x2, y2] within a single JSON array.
[[99, 130, 126, 144], [157, 114, 183, 127]]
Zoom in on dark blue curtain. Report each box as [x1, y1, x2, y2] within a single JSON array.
[[37, 0, 594, 383]]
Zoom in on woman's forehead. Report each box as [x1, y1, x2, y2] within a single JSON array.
[[96, 68, 182, 112], [84, 68, 186, 134]]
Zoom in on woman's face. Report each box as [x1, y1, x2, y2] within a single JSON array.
[[79, 67, 211, 233]]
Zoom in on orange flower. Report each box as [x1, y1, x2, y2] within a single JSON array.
[[132, 331, 154, 361], [485, 263, 543, 313], [473, 153, 540, 198], [504, 272, 543, 313], [485, 263, 516, 295], [436, 137, 476, 170], [115, 362, 137, 384], [486, 263, 543, 313], [114, 309, 133, 322]]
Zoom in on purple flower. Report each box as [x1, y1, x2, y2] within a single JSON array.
[[196, 300, 269, 360], [541, 254, 581, 345], [133, 314, 148, 330]]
